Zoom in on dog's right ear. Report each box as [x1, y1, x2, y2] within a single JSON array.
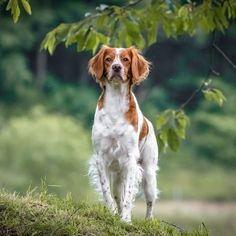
[[88, 45, 108, 83]]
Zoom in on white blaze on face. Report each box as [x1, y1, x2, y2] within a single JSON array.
[[109, 48, 125, 80]]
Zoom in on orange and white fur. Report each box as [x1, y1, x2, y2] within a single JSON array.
[[88, 46, 158, 222]]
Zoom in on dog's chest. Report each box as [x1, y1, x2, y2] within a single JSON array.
[[92, 105, 138, 162]]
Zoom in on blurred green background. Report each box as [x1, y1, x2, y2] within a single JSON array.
[[0, 1, 235, 235]]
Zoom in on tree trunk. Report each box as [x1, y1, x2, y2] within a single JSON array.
[[36, 50, 47, 89]]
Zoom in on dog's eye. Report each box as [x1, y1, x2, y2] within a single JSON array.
[[123, 57, 129, 62], [105, 57, 112, 62]]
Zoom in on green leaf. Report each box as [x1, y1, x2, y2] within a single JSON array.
[[167, 128, 180, 152], [65, 25, 79, 47], [65, 34, 77, 47], [174, 110, 190, 139], [47, 36, 56, 55], [96, 14, 108, 28], [157, 134, 165, 153], [157, 128, 168, 153], [85, 33, 97, 51], [76, 29, 86, 52], [92, 37, 100, 54], [160, 128, 168, 145], [124, 34, 132, 48], [156, 110, 171, 129], [7, 0, 20, 23], [91, 31, 109, 54], [212, 88, 227, 106], [175, 125, 186, 139], [6, 0, 12, 10], [94, 31, 108, 44], [147, 23, 158, 46], [55, 23, 70, 42], [40, 32, 56, 55], [203, 88, 226, 106], [21, 0, 31, 15], [162, 21, 172, 38], [178, 6, 188, 18], [123, 19, 145, 49]]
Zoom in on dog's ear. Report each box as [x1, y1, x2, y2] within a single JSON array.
[[88, 45, 108, 83], [130, 47, 151, 85]]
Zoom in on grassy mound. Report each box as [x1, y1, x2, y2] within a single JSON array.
[[0, 189, 208, 236]]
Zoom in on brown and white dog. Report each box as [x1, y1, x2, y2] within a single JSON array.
[[88, 45, 159, 222]]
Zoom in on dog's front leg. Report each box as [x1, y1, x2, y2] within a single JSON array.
[[97, 161, 117, 213], [120, 156, 141, 222], [89, 155, 117, 213]]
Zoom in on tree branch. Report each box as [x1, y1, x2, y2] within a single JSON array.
[[213, 43, 236, 70], [176, 29, 235, 111], [177, 32, 217, 111], [177, 82, 206, 111]]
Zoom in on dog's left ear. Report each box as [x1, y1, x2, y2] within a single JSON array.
[[130, 47, 151, 85]]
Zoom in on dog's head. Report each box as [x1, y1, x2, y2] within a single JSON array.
[[88, 45, 151, 86]]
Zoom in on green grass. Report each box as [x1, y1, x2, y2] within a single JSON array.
[[0, 189, 209, 236]]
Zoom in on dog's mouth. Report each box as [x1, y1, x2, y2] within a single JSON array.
[[109, 73, 123, 82]]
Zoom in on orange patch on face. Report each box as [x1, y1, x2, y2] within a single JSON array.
[[103, 48, 116, 77], [125, 92, 138, 131], [139, 117, 149, 141]]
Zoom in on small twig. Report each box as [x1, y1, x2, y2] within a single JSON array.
[[161, 220, 185, 232], [210, 67, 220, 76], [201, 222, 208, 232], [177, 82, 206, 111], [177, 31, 218, 111], [213, 43, 236, 70]]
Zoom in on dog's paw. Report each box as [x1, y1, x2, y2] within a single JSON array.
[[109, 202, 118, 215], [121, 212, 132, 223]]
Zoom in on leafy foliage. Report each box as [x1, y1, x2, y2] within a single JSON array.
[[41, 0, 236, 54], [2, 0, 32, 23], [156, 79, 226, 152], [157, 109, 190, 152]]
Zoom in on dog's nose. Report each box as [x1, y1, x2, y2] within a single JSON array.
[[112, 64, 122, 72]]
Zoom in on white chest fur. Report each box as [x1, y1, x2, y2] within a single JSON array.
[[92, 82, 139, 171]]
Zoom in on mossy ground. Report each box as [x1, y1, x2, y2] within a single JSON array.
[[0, 189, 209, 236]]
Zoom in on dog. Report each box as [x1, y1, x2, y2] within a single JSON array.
[[88, 45, 159, 222]]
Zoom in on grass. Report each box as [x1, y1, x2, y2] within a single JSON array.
[[0, 189, 209, 236]]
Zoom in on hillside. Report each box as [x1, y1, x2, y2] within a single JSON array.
[[0, 189, 209, 236]]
